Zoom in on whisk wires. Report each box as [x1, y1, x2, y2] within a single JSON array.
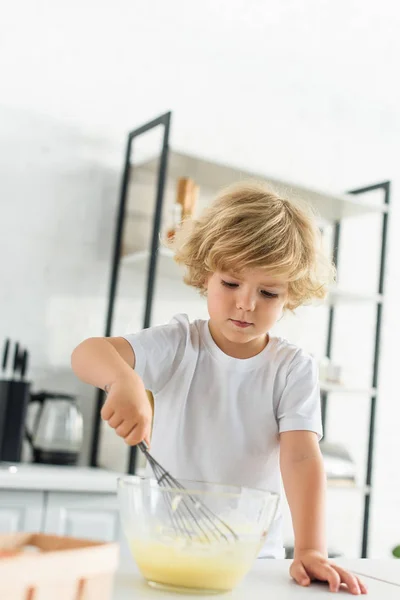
[[138, 442, 238, 544]]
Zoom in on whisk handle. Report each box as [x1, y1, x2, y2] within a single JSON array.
[[138, 441, 149, 454]]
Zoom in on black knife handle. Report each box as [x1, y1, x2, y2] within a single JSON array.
[[2, 338, 10, 371], [13, 342, 20, 376], [20, 349, 28, 379]]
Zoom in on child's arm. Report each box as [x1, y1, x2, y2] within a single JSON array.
[[280, 430, 327, 555], [71, 337, 152, 446], [280, 431, 367, 595]]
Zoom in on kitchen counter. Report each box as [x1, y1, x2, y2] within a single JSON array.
[[113, 559, 400, 599], [0, 462, 122, 493]]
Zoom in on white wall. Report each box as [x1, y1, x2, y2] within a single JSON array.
[[1, 0, 400, 558], [0, 106, 122, 465]]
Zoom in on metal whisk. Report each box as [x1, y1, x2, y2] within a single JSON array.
[[138, 442, 238, 544]]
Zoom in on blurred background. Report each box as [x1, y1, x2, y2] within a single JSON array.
[[0, 0, 399, 561]]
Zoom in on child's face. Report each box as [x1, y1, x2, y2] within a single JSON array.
[[206, 268, 289, 356]]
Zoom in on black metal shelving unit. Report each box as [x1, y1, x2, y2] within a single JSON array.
[[90, 112, 390, 558], [89, 112, 172, 472], [321, 181, 390, 558]]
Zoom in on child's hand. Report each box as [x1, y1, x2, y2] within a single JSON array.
[[290, 550, 367, 594], [100, 373, 153, 447]]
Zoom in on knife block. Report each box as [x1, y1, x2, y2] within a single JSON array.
[[0, 379, 30, 462]]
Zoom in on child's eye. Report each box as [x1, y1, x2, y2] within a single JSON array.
[[260, 290, 279, 299], [221, 280, 238, 288]]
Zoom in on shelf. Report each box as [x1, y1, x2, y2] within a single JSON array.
[[320, 382, 377, 396], [122, 250, 383, 307], [328, 288, 383, 305], [122, 246, 173, 266], [327, 480, 371, 494], [132, 150, 389, 222], [121, 247, 183, 279]]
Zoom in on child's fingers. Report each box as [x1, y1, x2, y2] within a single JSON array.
[[124, 420, 150, 446], [100, 401, 113, 421], [107, 413, 124, 428], [333, 566, 363, 595], [123, 425, 138, 445], [289, 560, 311, 587], [356, 576, 368, 594], [315, 565, 341, 593], [124, 424, 145, 446], [115, 420, 136, 438]]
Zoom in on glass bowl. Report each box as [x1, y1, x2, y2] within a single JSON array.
[[118, 476, 279, 594]]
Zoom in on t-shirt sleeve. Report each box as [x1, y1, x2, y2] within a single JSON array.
[[122, 314, 189, 394], [276, 352, 323, 440]]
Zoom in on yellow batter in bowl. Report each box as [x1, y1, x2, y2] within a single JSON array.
[[130, 536, 262, 592]]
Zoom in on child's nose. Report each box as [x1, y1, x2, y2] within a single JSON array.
[[235, 290, 256, 312]]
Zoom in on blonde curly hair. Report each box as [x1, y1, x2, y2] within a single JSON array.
[[170, 182, 335, 310]]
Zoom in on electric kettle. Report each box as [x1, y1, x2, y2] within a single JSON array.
[[26, 391, 83, 465]]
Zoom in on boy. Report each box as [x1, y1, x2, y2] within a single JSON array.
[[72, 182, 366, 594]]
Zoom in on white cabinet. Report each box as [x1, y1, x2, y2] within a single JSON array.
[[43, 492, 121, 542], [0, 490, 44, 532], [0, 465, 133, 567]]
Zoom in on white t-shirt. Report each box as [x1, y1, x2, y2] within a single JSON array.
[[123, 313, 323, 558]]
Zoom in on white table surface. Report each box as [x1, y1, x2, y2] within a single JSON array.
[[113, 559, 400, 599]]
